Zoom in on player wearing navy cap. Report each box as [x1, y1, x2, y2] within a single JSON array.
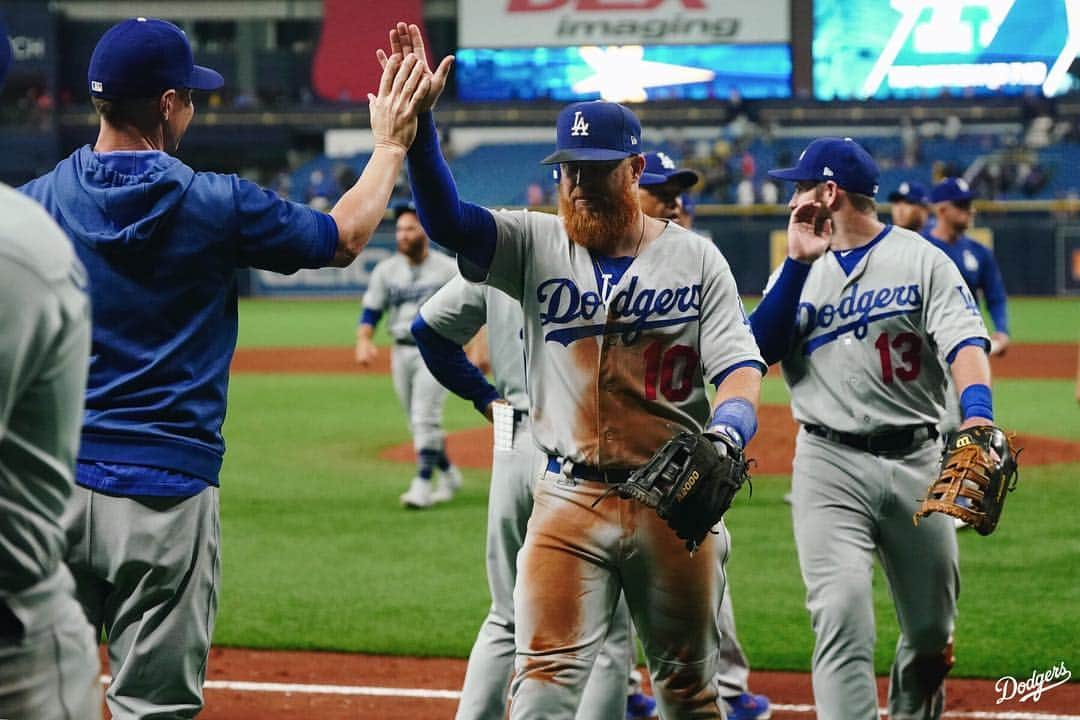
[[0, 17, 101, 718], [751, 137, 996, 719], [356, 202, 461, 508], [887, 181, 930, 233], [20, 17, 432, 718], [383, 23, 764, 718], [926, 177, 1010, 359]]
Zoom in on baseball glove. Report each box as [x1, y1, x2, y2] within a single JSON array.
[[601, 430, 751, 553], [913, 425, 1020, 536]]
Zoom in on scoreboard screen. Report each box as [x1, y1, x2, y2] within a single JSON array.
[[455, 44, 792, 103], [814, 0, 1079, 100]]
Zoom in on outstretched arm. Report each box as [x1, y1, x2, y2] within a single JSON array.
[[378, 23, 498, 271], [329, 54, 429, 267], [411, 315, 501, 417]]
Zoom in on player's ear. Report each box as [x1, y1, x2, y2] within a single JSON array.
[[629, 154, 645, 182], [160, 89, 175, 121]]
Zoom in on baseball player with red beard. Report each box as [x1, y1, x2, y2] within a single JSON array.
[[382, 23, 764, 719]]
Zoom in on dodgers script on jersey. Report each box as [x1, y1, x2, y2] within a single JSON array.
[[776, 226, 989, 433], [473, 209, 761, 468], [364, 251, 457, 341]]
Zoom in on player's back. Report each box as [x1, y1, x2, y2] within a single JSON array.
[[20, 146, 336, 482]]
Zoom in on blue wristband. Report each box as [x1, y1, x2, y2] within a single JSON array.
[[959, 383, 993, 422], [707, 398, 758, 448]]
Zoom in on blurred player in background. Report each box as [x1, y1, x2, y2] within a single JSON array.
[[0, 21, 101, 717], [638, 152, 771, 720], [925, 178, 1010, 455], [926, 178, 1009, 358], [887, 181, 930, 233], [20, 17, 430, 717], [357, 202, 462, 508]]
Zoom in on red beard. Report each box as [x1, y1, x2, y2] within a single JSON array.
[[558, 181, 639, 255]]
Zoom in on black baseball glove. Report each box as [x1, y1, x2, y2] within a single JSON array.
[[602, 430, 751, 552], [913, 424, 1020, 536]]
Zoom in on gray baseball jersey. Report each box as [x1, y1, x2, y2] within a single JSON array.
[[478, 210, 762, 468], [363, 251, 458, 342], [774, 224, 989, 719], [419, 275, 529, 412], [777, 226, 988, 430], [471, 209, 761, 719], [0, 183, 100, 719]]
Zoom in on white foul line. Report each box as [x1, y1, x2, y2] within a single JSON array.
[[99, 676, 1080, 719]]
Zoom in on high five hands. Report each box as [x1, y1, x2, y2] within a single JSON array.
[[376, 23, 455, 114]]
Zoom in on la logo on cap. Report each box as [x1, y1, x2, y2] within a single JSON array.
[[570, 111, 589, 137], [659, 152, 675, 169]]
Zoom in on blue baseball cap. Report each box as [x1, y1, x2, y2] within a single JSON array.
[[887, 181, 929, 205], [393, 200, 417, 219], [0, 15, 11, 89], [768, 137, 880, 197], [639, 151, 700, 189], [541, 101, 643, 165], [88, 17, 224, 100], [930, 177, 975, 204]]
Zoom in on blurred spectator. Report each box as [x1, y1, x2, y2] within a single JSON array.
[[759, 179, 779, 205], [526, 182, 546, 207], [735, 175, 754, 206]]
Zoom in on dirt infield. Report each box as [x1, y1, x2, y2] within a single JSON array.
[[201, 342, 1080, 718], [182, 647, 1077, 719], [230, 342, 1080, 379]]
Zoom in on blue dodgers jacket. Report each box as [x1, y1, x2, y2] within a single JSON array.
[[21, 146, 337, 493]]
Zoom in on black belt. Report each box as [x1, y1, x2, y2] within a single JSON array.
[[394, 338, 416, 347], [804, 423, 938, 455], [513, 409, 528, 425], [547, 456, 633, 483]]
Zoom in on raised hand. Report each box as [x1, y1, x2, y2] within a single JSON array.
[[788, 200, 831, 263], [367, 52, 429, 152], [375, 22, 454, 113]]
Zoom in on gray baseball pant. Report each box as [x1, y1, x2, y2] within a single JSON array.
[[64, 485, 220, 720], [791, 429, 957, 720], [456, 416, 632, 720]]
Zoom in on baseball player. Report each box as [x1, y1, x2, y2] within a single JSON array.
[[384, 23, 765, 719], [20, 18, 430, 718], [0, 25, 100, 711], [638, 152, 771, 720], [412, 276, 645, 719], [751, 137, 995, 719], [887, 181, 930, 233], [356, 202, 462, 508]]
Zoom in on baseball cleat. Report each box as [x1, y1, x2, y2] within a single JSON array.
[[625, 691, 657, 719], [432, 466, 463, 503], [724, 692, 771, 720], [400, 477, 434, 509]]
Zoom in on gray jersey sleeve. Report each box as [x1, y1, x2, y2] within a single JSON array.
[[362, 259, 388, 314], [463, 209, 538, 301], [420, 274, 488, 345], [923, 251, 990, 361], [0, 186, 90, 598], [699, 245, 764, 383]]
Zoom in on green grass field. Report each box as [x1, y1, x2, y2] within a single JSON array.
[[218, 297, 1080, 678]]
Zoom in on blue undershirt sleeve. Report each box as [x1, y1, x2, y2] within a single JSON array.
[[980, 251, 1009, 335], [359, 308, 382, 328], [407, 112, 497, 271], [946, 336, 990, 364], [411, 315, 501, 415], [748, 258, 812, 365]]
